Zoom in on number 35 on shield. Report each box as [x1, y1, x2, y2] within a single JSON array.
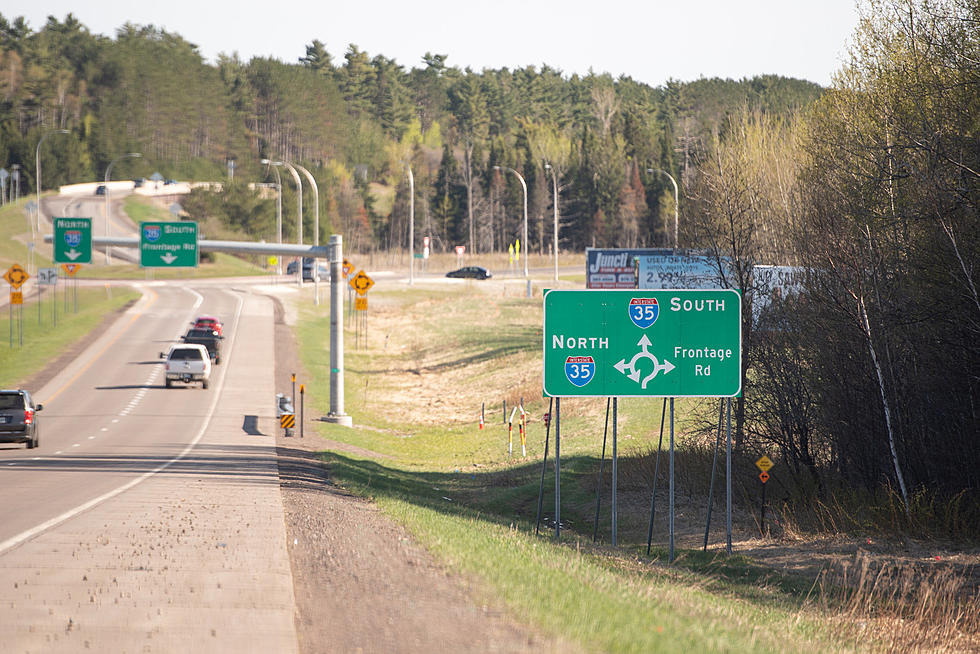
[[564, 356, 595, 388], [628, 297, 660, 329]]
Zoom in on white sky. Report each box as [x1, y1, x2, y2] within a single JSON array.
[[12, 0, 861, 87]]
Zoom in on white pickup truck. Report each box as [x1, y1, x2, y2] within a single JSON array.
[[161, 343, 212, 389]]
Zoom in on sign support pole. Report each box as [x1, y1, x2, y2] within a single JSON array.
[[760, 477, 767, 535], [534, 396, 554, 537], [669, 397, 675, 563], [592, 398, 610, 543], [703, 399, 725, 551], [726, 397, 733, 555], [323, 235, 352, 427], [554, 397, 561, 540], [646, 398, 667, 556], [612, 397, 618, 547]]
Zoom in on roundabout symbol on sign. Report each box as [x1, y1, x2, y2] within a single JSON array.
[[613, 334, 675, 389]]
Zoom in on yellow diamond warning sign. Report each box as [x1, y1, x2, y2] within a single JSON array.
[[755, 455, 774, 472], [348, 270, 374, 296], [3, 264, 29, 289]]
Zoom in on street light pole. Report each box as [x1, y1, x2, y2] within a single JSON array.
[[293, 163, 320, 303], [494, 165, 528, 278], [544, 163, 559, 282], [104, 152, 141, 264], [36, 129, 70, 241], [260, 159, 283, 275], [406, 163, 414, 285], [282, 162, 303, 246], [648, 168, 679, 248], [279, 161, 303, 286]]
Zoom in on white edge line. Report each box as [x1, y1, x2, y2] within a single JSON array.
[[0, 287, 245, 557]]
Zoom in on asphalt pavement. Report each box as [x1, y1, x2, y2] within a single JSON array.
[[0, 283, 298, 652]]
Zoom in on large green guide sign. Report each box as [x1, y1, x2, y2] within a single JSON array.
[[53, 217, 92, 264], [140, 221, 198, 268], [542, 289, 742, 398]]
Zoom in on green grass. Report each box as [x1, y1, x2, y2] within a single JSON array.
[[0, 197, 53, 271], [0, 286, 139, 388], [295, 284, 869, 653], [320, 451, 857, 653], [90, 251, 268, 280]]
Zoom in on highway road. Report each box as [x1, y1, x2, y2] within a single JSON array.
[[0, 281, 298, 652]]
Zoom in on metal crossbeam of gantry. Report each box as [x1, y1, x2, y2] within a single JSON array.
[[43, 235, 329, 259]]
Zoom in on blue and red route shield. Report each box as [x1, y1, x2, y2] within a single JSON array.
[[628, 297, 659, 329], [564, 356, 596, 387]]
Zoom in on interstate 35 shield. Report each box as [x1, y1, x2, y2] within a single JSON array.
[[564, 356, 596, 387], [628, 297, 659, 329]]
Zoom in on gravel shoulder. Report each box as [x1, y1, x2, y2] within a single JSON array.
[[269, 295, 569, 654]]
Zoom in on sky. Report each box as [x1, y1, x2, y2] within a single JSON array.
[[11, 0, 862, 87]]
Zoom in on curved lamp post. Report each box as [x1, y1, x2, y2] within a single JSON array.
[[494, 165, 528, 278], [104, 152, 141, 264], [260, 159, 283, 274], [544, 163, 559, 282], [293, 163, 320, 302], [647, 168, 679, 248], [263, 159, 303, 284]]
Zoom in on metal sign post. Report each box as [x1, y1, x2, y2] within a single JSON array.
[[611, 397, 618, 546], [300, 384, 305, 438], [669, 397, 675, 562], [554, 397, 561, 539]]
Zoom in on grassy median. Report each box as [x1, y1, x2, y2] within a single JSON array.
[[0, 287, 139, 388]]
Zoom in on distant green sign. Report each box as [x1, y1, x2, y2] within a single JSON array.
[[140, 221, 198, 268], [543, 289, 742, 397], [53, 217, 92, 264]]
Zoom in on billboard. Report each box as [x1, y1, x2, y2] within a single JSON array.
[[586, 248, 671, 289]]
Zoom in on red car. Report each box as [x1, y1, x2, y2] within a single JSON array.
[[192, 316, 223, 336]]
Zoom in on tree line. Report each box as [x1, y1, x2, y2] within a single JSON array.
[[0, 12, 819, 253]]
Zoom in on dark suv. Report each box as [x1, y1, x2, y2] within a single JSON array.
[[181, 328, 223, 364], [0, 390, 42, 449]]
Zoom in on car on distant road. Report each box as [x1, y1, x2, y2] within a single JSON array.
[[133, 178, 145, 188], [95, 185, 106, 196], [192, 315, 223, 336], [286, 257, 329, 281], [446, 266, 492, 280], [181, 328, 223, 364], [161, 344, 212, 388], [0, 390, 42, 449]]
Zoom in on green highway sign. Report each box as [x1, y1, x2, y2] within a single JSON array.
[[543, 289, 742, 397], [53, 217, 92, 264], [140, 221, 198, 268]]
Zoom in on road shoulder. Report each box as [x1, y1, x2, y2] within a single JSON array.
[[270, 294, 566, 653]]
